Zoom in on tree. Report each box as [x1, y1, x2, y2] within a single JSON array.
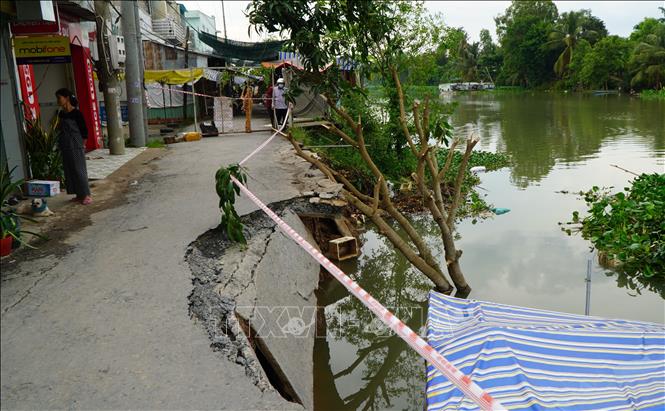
[[248, 0, 479, 294], [629, 18, 665, 90], [434, 26, 468, 82], [495, 0, 558, 41], [456, 37, 479, 82], [495, 0, 559, 86], [477, 29, 502, 83], [580, 36, 631, 89], [564, 38, 592, 89], [630, 17, 663, 43], [546, 10, 607, 77]]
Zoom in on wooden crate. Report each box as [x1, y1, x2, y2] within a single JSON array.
[[328, 236, 359, 261]]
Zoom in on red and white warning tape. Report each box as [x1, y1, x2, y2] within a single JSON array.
[[153, 86, 267, 101], [229, 117, 505, 410], [238, 107, 291, 166]]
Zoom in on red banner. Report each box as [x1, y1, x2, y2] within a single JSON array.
[[17, 64, 40, 121], [71, 45, 102, 151]]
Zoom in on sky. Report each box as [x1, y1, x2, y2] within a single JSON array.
[[180, 1, 664, 43]]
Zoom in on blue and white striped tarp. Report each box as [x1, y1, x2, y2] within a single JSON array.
[[426, 291, 665, 410]]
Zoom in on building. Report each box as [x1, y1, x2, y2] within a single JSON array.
[[184, 9, 216, 54], [1, 0, 102, 181], [1, 0, 220, 181]]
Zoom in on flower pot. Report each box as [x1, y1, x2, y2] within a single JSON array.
[[1, 235, 12, 257]]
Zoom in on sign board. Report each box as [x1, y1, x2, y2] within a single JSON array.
[[14, 35, 71, 64], [10, 7, 60, 35], [17, 64, 40, 121]]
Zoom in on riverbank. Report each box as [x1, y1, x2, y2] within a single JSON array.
[[1, 132, 305, 409]]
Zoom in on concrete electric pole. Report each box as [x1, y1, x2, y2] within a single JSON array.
[[122, 0, 147, 147], [182, 26, 190, 120], [133, 0, 149, 142], [94, 0, 124, 155]]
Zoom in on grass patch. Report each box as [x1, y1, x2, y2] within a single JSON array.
[[639, 89, 665, 100], [146, 139, 166, 148]]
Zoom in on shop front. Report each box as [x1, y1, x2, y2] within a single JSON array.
[[10, 1, 102, 152]]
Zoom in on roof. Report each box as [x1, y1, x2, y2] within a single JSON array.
[[426, 291, 665, 410], [198, 31, 285, 64]]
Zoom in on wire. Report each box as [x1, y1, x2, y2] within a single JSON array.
[[34, 64, 51, 91]]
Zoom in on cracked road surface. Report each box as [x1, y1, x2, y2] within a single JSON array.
[[1, 133, 302, 410]]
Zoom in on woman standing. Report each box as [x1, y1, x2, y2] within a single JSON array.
[[55, 88, 92, 205]]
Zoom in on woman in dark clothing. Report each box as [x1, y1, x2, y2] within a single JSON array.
[[55, 88, 92, 205]]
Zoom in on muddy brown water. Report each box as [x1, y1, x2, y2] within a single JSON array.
[[312, 93, 665, 410]]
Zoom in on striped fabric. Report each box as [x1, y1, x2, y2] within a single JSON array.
[[426, 291, 665, 410]]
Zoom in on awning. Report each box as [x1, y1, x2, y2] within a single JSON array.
[[426, 291, 665, 410], [198, 32, 285, 64], [144, 68, 204, 85]]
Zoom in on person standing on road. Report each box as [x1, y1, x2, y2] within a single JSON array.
[[273, 78, 288, 128], [55, 88, 92, 205]]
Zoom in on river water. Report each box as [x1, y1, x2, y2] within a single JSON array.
[[313, 93, 664, 410]]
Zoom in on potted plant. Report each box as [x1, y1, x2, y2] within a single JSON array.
[[1, 167, 43, 256], [24, 115, 63, 182]]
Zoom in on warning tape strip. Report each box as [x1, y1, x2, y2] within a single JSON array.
[[230, 175, 504, 410], [229, 128, 505, 410], [238, 107, 291, 166], [153, 86, 267, 101]]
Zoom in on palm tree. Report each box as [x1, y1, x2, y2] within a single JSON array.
[[630, 24, 665, 90], [456, 39, 479, 82], [547, 10, 602, 77]]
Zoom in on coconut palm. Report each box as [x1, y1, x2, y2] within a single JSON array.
[[547, 10, 603, 77], [630, 24, 665, 89], [456, 38, 479, 82]]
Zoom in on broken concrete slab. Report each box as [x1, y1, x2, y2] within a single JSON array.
[[247, 210, 320, 409], [188, 199, 342, 410]]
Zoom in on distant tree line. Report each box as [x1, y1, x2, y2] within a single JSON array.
[[405, 1, 665, 91]]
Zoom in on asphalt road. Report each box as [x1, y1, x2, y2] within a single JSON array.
[[1, 132, 302, 410]]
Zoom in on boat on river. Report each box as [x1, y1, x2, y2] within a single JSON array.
[[592, 89, 620, 96], [439, 82, 495, 93]]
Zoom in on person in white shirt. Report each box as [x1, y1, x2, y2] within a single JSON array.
[[273, 78, 288, 128]]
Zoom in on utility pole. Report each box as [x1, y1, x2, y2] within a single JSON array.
[[221, 0, 227, 39], [182, 26, 190, 120], [133, 0, 149, 142], [94, 0, 124, 155], [122, 0, 147, 147]]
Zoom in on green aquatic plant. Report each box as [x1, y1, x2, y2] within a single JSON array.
[[563, 173, 665, 296]]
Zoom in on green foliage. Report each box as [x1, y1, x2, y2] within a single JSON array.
[[146, 139, 165, 148], [1, 167, 43, 247], [495, 0, 559, 41], [562, 39, 592, 89], [580, 35, 631, 89], [24, 115, 64, 182], [639, 89, 665, 99], [546, 10, 607, 77], [478, 29, 503, 82], [629, 18, 665, 90], [436, 149, 511, 216], [456, 38, 480, 82], [496, 1, 559, 87], [565, 174, 665, 296], [215, 164, 248, 244]]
